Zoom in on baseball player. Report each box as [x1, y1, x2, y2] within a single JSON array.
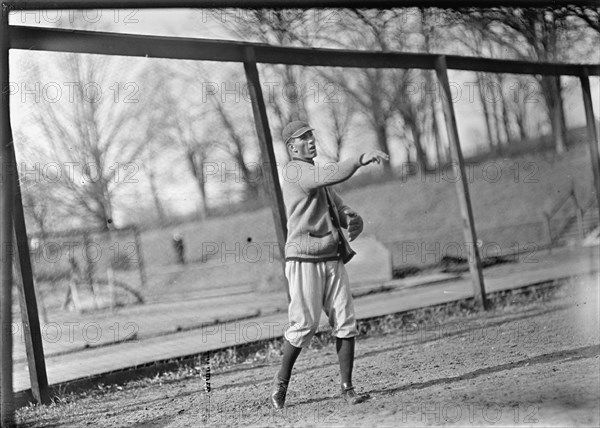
[[270, 120, 389, 408]]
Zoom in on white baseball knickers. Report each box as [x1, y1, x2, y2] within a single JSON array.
[[284, 259, 358, 348]]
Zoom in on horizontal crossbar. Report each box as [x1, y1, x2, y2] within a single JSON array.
[[9, 26, 600, 76], [4, 1, 598, 11]]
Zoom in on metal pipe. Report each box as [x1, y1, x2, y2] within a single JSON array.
[[579, 74, 600, 211], [8, 26, 600, 77], [4, 0, 596, 11], [0, 3, 15, 425], [435, 55, 489, 310]]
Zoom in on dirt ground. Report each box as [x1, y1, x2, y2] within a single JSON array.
[[16, 276, 600, 428]]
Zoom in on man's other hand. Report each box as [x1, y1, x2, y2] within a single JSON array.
[[344, 210, 364, 242]]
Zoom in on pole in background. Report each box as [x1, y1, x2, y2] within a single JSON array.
[[579, 71, 600, 210], [1, 3, 15, 425], [243, 47, 290, 301], [434, 55, 489, 310], [133, 227, 147, 289]]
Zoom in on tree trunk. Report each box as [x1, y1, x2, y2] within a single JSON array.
[[495, 74, 512, 153], [374, 122, 392, 175], [489, 86, 501, 154], [501, 88, 513, 149], [239, 161, 262, 207], [492, 81, 506, 155], [477, 73, 496, 154], [147, 166, 167, 225], [425, 70, 443, 166], [514, 84, 528, 142], [98, 182, 113, 231], [187, 150, 208, 219], [555, 75, 568, 152], [432, 105, 441, 167], [431, 91, 445, 165], [409, 119, 427, 172], [283, 65, 308, 123], [542, 75, 567, 154]]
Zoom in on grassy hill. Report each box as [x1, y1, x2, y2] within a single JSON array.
[[138, 141, 596, 291]]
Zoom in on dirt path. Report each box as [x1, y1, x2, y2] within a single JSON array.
[[16, 278, 600, 427]]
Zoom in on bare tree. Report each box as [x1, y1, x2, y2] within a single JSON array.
[[18, 54, 148, 230], [154, 61, 267, 212], [20, 177, 51, 238], [322, 96, 357, 161], [216, 8, 435, 171], [312, 10, 426, 173], [141, 125, 169, 225], [209, 92, 265, 205], [216, 9, 316, 138], [463, 7, 598, 154], [146, 63, 215, 219], [420, 8, 448, 165], [565, 5, 600, 33]]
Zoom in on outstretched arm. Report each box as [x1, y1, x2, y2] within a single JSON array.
[[298, 150, 389, 191]]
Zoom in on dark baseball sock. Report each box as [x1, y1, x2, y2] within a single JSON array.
[[277, 340, 302, 383], [336, 337, 355, 386]]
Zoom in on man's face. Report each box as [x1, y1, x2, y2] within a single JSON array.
[[288, 130, 317, 161]]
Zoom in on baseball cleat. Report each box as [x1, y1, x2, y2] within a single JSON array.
[[341, 383, 366, 405], [270, 374, 289, 409]]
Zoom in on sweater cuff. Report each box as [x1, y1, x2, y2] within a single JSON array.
[[359, 153, 367, 166]]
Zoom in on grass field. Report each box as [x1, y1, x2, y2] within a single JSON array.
[[143, 142, 595, 261]]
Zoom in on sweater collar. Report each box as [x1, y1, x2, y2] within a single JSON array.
[[291, 157, 315, 165]]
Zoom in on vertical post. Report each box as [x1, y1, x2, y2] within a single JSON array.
[[579, 71, 600, 209], [242, 47, 289, 301], [571, 188, 585, 242], [434, 55, 489, 310], [576, 208, 584, 242], [133, 227, 146, 289], [12, 176, 50, 404], [107, 267, 115, 312], [82, 232, 94, 291], [543, 213, 553, 249], [0, 3, 15, 425]]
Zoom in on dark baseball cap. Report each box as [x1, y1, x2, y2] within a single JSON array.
[[282, 121, 313, 144]]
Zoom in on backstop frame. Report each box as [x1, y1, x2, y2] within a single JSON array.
[[1, 2, 599, 425]]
